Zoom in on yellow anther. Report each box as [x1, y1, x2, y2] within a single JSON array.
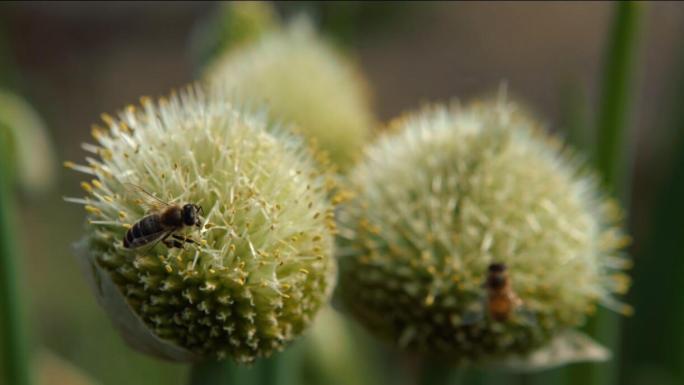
[[90, 125, 105, 139], [100, 113, 115, 126], [424, 294, 435, 306], [84, 205, 100, 214], [91, 179, 102, 189]]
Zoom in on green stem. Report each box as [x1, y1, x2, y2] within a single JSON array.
[[594, 1, 642, 195], [0, 127, 32, 385], [187, 348, 303, 385], [418, 359, 462, 385], [620, 22, 684, 385], [188, 360, 232, 385], [575, 2, 642, 385], [259, 355, 280, 385], [260, 343, 304, 385]]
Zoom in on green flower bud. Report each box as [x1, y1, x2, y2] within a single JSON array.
[[336, 99, 631, 367], [191, 1, 279, 71], [66, 87, 336, 364], [205, 18, 376, 171]]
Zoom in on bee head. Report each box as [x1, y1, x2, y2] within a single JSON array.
[[488, 262, 507, 273], [486, 262, 508, 290], [182, 204, 202, 227]]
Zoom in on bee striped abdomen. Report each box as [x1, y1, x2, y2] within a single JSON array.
[[124, 214, 163, 248]]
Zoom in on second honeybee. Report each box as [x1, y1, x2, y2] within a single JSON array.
[[484, 262, 522, 322]]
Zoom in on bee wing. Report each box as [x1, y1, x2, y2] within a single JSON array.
[[458, 296, 486, 326], [123, 183, 170, 213], [460, 308, 485, 326], [126, 229, 170, 249], [513, 305, 539, 327]]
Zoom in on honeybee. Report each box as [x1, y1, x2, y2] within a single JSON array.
[[459, 262, 533, 325], [484, 262, 522, 322], [122, 184, 203, 249]]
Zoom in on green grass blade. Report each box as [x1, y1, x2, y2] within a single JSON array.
[[0, 126, 32, 385]]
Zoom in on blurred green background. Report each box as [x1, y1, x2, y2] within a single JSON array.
[[0, 2, 683, 385]]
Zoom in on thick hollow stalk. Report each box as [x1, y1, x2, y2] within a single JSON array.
[[0, 128, 32, 385], [188, 360, 232, 385], [576, 2, 642, 385], [594, 1, 642, 196]]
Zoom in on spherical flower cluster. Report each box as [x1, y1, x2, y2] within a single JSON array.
[[336, 99, 631, 365], [205, 18, 375, 170], [67, 87, 337, 364]]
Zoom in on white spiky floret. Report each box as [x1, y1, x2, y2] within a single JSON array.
[[336, 98, 631, 366], [205, 17, 375, 170], [66, 86, 337, 364]]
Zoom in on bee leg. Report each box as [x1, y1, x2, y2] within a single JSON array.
[[172, 234, 198, 245], [142, 231, 171, 252], [163, 239, 185, 249], [159, 232, 184, 249]]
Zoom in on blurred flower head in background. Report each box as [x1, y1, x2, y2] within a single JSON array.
[[66, 87, 337, 364], [205, 16, 376, 171], [191, 1, 278, 72], [336, 98, 631, 367]]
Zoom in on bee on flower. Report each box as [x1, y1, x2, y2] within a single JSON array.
[[336, 97, 632, 368], [66, 86, 337, 364]]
